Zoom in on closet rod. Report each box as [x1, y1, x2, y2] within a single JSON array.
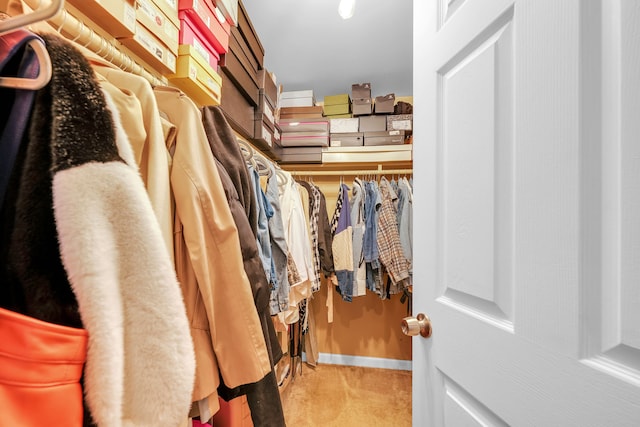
[[288, 168, 413, 177], [22, 0, 164, 86]]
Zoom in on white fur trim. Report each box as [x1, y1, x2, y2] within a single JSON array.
[[54, 104, 195, 427]]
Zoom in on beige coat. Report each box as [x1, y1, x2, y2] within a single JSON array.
[[154, 87, 272, 415]]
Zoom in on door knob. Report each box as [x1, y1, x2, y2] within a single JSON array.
[[401, 313, 432, 338]]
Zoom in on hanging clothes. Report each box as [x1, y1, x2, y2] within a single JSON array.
[[266, 163, 290, 316], [314, 183, 335, 278], [397, 177, 413, 277], [201, 106, 258, 237], [278, 170, 314, 324], [154, 86, 272, 418], [298, 180, 322, 292], [377, 177, 410, 295], [0, 26, 88, 427], [364, 180, 384, 297], [212, 160, 285, 427], [1, 33, 195, 426], [350, 178, 367, 297], [331, 182, 354, 301]]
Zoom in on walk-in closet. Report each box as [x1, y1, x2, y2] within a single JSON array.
[[1, 0, 414, 426]]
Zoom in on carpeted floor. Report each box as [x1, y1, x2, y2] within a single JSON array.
[[280, 363, 412, 426]]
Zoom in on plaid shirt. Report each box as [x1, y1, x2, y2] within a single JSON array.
[[377, 177, 410, 292], [298, 181, 322, 292]]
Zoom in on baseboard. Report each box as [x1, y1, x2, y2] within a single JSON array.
[[302, 352, 412, 371]]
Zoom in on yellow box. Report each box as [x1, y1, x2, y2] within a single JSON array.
[[136, 0, 179, 55], [168, 45, 222, 106], [119, 24, 177, 74], [66, 0, 137, 38]]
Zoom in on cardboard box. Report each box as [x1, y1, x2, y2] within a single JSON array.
[[179, 0, 231, 54], [330, 132, 363, 147], [230, 27, 259, 78], [352, 98, 372, 116], [374, 93, 395, 114], [253, 118, 274, 149], [168, 44, 222, 106], [279, 106, 323, 119], [364, 130, 405, 146], [324, 93, 351, 116], [324, 113, 353, 119], [179, 12, 221, 69], [386, 114, 413, 132], [236, 0, 263, 66], [280, 134, 329, 147], [216, 0, 239, 27], [278, 118, 329, 134], [280, 90, 315, 108], [330, 118, 359, 133], [219, 68, 255, 140], [152, 0, 179, 27], [119, 23, 177, 74], [352, 82, 371, 99], [219, 46, 259, 106], [66, 0, 136, 38], [137, 0, 179, 54], [359, 115, 387, 132], [323, 94, 351, 116], [277, 146, 323, 164], [257, 69, 277, 108], [255, 90, 275, 129]]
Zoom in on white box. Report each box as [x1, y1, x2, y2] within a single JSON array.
[[330, 118, 359, 133], [280, 90, 315, 107]]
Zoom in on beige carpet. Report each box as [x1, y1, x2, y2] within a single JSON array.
[[280, 363, 412, 426]]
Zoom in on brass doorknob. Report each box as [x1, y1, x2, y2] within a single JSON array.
[[401, 313, 432, 338]]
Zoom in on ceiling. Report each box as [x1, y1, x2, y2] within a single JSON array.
[[241, 0, 413, 101]]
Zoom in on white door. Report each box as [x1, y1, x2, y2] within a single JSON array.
[[412, 0, 640, 425]]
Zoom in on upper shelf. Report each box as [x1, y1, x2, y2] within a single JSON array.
[[322, 145, 412, 163]]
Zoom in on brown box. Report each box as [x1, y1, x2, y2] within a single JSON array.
[[352, 82, 371, 99], [219, 46, 259, 106], [352, 98, 372, 116], [278, 118, 329, 134], [219, 68, 255, 140], [358, 115, 387, 132], [277, 146, 323, 164], [230, 27, 259, 78], [330, 132, 363, 147], [236, 0, 264, 68], [364, 130, 406, 146], [279, 106, 324, 119], [253, 118, 274, 150], [374, 93, 395, 114], [257, 69, 278, 108], [66, 0, 137, 38], [255, 90, 275, 128]]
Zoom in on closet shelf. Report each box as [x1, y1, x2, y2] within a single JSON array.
[[321, 144, 412, 163]]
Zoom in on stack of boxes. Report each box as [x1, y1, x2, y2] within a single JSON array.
[[66, 0, 181, 75], [326, 82, 412, 147], [276, 90, 328, 163], [323, 94, 352, 119], [218, 0, 281, 156]]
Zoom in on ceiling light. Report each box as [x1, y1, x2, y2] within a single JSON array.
[[338, 0, 356, 20]]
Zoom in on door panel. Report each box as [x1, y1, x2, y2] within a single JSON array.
[[413, 0, 640, 425]]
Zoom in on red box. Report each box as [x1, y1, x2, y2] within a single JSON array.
[[179, 12, 221, 69], [179, 0, 230, 54]]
